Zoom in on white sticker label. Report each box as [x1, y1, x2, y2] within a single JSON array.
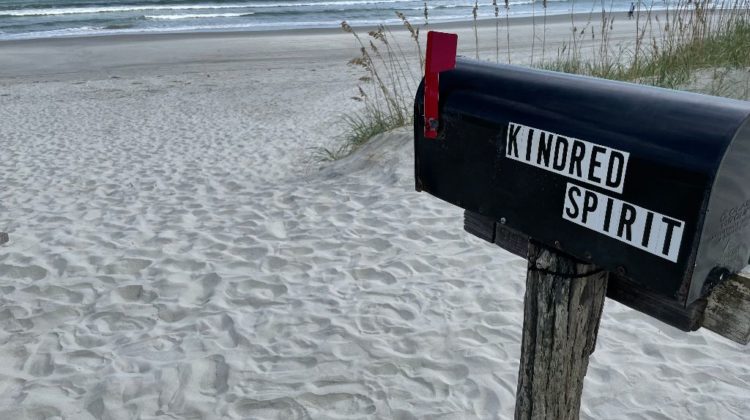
[[506, 122, 630, 193], [562, 183, 685, 262]]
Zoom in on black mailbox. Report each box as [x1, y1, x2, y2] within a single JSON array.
[[414, 58, 750, 329]]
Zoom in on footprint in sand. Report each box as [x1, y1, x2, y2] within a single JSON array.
[[102, 258, 152, 275], [351, 267, 397, 286], [85, 311, 156, 335], [355, 301, 417, 335], [191, 354, 229, 395], [365, 237, 392, 252], [233, 279, 288, 299], [266, 220, 287, 239], [62, 349, 109, 371], [0, 263, 48, 281], [46, 253, 69, 276], [225, 279, 288, 308], [156, 304, 189, 323], [232, 397, 311, 420], [227, 245, 269, 261], [15, 406, 62, 420], [161, 258, 206, 272], [22, 285, 84, 304], [0, 306, 33, 332], [155, 364, 191, 413], [27, 352, 54, 377], [114, 284, 157, 303], [298, 392, 376, 417]]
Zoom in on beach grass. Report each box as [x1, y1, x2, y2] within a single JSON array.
[[545, 2, 750, 90], [316, 21, 417, 160], [326, 0, 750, 160], [314, 104, 408, 161]]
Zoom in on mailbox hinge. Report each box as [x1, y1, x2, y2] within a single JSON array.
[[424, 31, 458, 139]]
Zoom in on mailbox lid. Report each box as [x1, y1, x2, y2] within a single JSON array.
[[434, 59, 750, 175], [415, 59, 750, 305]]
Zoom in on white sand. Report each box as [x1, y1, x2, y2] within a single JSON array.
[[1, 17, 749, 420]]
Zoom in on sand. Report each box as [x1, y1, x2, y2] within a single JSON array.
[[1, 16, 749, 420]]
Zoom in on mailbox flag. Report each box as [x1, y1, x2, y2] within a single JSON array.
[[424, 31, 458, 139]]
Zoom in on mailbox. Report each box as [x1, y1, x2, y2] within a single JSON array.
[[414, 55, 750, 330]]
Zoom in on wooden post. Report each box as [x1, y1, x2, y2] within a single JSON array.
[[0, 232, 7, 245], [515, 242, 609, 420], [702, 272, 750, 345]]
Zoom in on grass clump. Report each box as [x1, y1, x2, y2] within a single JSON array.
[[314, 101, 408, 161], [636, 19, 750, 89], [315, 20, 418, 161], [546, 1, 750, 91]]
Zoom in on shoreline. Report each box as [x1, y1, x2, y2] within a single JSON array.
[[0, 10, 635, 80], [0, 10, 629, 46]]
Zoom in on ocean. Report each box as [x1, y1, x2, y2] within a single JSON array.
[[0, 0, 639, 40]]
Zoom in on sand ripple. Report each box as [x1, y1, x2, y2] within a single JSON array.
[[1, 69, 748, 420]]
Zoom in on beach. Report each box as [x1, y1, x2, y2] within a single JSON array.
[[1, 16, 749, 420]]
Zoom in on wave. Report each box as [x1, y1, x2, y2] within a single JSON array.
[[406, 0, 571, 10], [145, 12, 255, 20], [0, 21, 344, 40], [0, 25, 103, 39], [0, 4, 248, 17], [241, 0, 403, 7], [0, 6, 632, 41], [104, 23, 137, 29], [0, 1, 405, 17]]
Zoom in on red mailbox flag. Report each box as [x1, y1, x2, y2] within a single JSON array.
[[424, 31, 458, 139]]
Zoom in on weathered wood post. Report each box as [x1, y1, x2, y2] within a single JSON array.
[[514, 242, 608, 420], [0, 232, 8, 245], [702, 272, 750, 345]]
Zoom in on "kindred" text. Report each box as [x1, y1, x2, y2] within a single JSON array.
[[505, 122, 630, 193]]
